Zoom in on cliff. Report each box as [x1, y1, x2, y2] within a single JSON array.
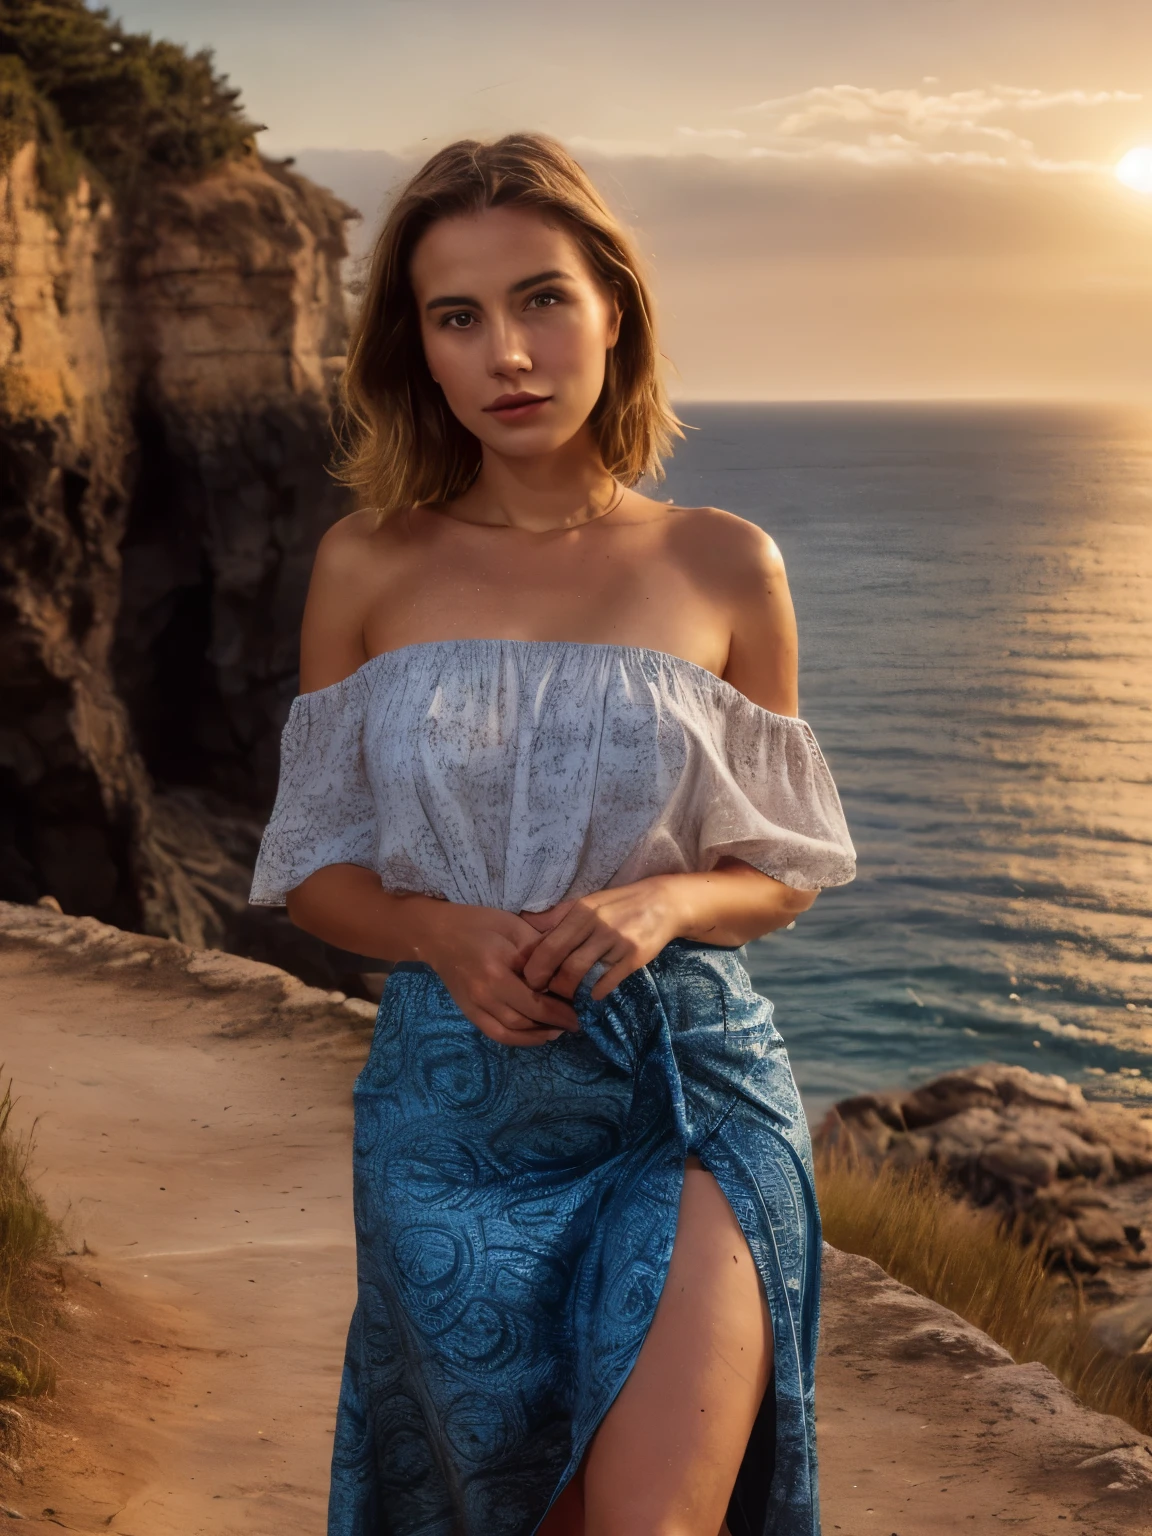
[[0, 130, 356, 973]]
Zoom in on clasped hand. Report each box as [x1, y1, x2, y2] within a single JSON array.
[[428, 879, 682, 1049]]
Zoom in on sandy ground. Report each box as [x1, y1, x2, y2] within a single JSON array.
[[1, 931, 1151, 1535], [0, 946, 363, 1534]]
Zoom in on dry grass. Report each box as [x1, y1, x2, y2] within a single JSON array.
[[816, 1149, 1152, 1435], [0, 1076, 58, 1400]]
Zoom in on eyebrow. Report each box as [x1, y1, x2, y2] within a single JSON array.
[[424, 270, 572, 311]]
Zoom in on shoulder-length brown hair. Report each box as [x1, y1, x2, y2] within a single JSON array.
[[335, 132, 682, 522]]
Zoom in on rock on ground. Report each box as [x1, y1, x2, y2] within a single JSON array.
[[818, 1064, 1152, 1327], [0, 897, 378, 1035], [819, 1246, 1152, 1535]]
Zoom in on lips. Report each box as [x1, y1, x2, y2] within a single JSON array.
[[483, 393, 552, 419]]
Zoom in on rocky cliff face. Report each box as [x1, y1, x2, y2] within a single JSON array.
[[0, 136, 356, 974], [111, 157, 351, 806]]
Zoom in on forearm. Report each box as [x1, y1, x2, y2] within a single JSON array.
[[284, 864, 453, 963], [657, 859, 818, 947]]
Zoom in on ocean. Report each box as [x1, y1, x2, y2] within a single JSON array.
[[659, 403, 1152, 1123]]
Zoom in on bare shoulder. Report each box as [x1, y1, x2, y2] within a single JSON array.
[[314, 507, 396, 568], [663, 504, 798, 715], [299, 510, 401, 691], [663, 503, 788, 603]]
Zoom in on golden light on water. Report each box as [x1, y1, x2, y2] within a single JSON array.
[[1115, 146, 1152, 193]]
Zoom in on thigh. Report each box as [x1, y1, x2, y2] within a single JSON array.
[[580, 1156, 773, 1536]]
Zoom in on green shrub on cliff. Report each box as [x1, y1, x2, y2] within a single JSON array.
[[0, 0, 262, 190], [0, 1077, 58, 1399]]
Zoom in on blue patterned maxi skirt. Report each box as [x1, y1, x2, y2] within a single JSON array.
[[328, 938, 821, 1536]]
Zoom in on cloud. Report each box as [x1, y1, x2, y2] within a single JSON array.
[[741, 134, 1101, 174], [736, 82, 1140, 172], [746, 83, 1141, 137], [675, 126, 747, 141], [574, 81, 1141, 175]]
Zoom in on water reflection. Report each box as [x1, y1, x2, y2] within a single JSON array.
[[662, 404, 1152, 1116]]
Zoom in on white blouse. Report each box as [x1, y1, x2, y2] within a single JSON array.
[[248, 638, 856, 913]]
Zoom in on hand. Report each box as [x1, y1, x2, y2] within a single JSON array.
[[519, 878, 686, 1002], [421, 903, 581, 1048]]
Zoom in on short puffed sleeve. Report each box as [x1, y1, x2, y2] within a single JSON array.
[[248, 669, 380, 906], [694, 693, 856, 889], [607, 666, 857, 895]]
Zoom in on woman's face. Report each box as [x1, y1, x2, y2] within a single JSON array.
[[410, 205, 621, 459]]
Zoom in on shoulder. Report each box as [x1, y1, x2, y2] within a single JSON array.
[[307, 507, 414, 610], [313, 508, 398, 574], [662, 505, 798, 713], [300, 510, 402, 692], [663, 503, 788, 601], [664, 503, 782, 557]]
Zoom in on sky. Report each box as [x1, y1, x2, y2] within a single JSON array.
[[109, 0, 1152, 400]]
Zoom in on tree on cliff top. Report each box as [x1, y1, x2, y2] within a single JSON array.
[[0, 0, 262, 190]]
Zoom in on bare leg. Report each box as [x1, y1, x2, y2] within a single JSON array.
[[575, 1155, 773, 1536], [538, 1463, 585, 1536]]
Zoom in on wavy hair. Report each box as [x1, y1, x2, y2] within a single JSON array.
[[335, 132, 682, 522]]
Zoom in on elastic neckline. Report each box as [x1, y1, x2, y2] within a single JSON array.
[[298, 637, 809, 728]]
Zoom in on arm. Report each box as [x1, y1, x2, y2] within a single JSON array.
[[522, 521, 819, 1000]]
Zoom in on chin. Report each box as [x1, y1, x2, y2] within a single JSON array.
[[474, 421, 582, 456]]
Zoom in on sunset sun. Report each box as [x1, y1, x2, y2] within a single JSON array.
[[1115, 145, 1152, 193]]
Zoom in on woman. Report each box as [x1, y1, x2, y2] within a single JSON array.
[[250, 133, 855, 1536]]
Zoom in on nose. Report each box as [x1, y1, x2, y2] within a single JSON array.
[[486, 312, 531, 380]]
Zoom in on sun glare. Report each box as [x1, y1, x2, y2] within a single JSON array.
[[1115, 146, 1152, 194]]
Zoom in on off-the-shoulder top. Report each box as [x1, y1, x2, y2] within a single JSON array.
[[248, 638, 856, 912]]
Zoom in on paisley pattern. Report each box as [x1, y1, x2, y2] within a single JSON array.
[[329, 942, 822, 1536], [246, 639, 856, 1536]]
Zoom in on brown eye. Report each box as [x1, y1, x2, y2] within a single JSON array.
[[443, 311, 475, 329]]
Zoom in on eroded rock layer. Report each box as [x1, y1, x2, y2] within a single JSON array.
[[1, 136, 354, 953]]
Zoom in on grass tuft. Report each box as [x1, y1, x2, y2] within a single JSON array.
[[817, 1147, 1152, 1436], [0, 1075, 59, 1400]]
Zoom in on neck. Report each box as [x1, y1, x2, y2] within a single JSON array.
[[450, 429, 620, 532]]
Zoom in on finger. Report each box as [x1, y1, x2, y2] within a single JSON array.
[[498, 978, 580, 1031], [502, 919, 550, 967], [521, 908, 598, 989], [590, 954, 642, 1001], [493, 1003, 564, 1033], [545, 930, 626, 998], [472, 1009, 564, 1049], [488, 1009, 568, 1047], [448, 972, 570, 1034], [480, 1004, 558, 1035]]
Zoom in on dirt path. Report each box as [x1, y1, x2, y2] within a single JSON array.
[[1, 907, 1150, 1535], [0, 945, 365, 1534]]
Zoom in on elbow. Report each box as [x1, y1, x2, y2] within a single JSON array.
[[783, 884, 820, 918], [285, 881, 319, 934]]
